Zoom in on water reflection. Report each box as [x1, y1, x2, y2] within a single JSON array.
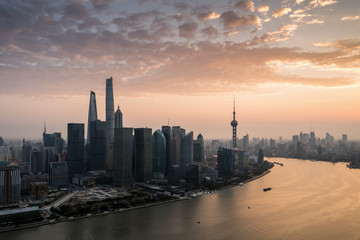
[[3, 158, 360, 240]]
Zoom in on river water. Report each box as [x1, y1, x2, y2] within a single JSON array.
[[2, 158, 360, 240]]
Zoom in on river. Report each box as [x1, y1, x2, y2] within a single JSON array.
[[2, 158, 360, 240]]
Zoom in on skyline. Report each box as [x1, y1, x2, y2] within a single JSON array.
[[0, 0, 359, 140]]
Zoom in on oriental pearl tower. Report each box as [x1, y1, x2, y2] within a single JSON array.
[[231, 97, 238, 149]]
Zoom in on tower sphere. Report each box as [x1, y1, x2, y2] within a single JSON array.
[[231, 120, 238, 127]]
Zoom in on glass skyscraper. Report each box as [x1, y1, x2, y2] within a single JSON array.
[[134, 128, 152, 182], [87, 120, 106, 171], [87, 91, 97, 144], [67, 123, 85, 178], [113, 128, 133, 186], [152, 130, 166, 179]]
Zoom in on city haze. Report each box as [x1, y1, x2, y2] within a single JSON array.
[[0, 0, 359, 140]]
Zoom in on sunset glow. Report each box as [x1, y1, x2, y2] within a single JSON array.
[[0, 0, 359, 140]]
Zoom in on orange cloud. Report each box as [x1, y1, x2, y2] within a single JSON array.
[[272, 7, 292, 18]]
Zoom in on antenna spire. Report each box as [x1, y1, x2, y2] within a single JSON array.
[[44, 121, 46, 133]]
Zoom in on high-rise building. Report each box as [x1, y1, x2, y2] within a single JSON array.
[[49, 162, 68, 187], [87, 91, 98, 144], [87, 120, 106, 171], [113, 128, 133, 186], [161, 126, 171, 176], [22, 138, 32, 163], [106, 77, 115, 144], [181, 132, 193, 178], [193, 134, 204, 163], [31, 150, 45, 174], [243, 134, 249, 152], [217, 148, 234, 177], [134, 128, 152, 182], [0, 137, 3, 146], [257, 148, 264, 164], [0, 166, 21, 205], [67, 123, 85, 178], [152, 130, 166, 180], [114, 105, 123, 128], [231, 97, 238, 149]]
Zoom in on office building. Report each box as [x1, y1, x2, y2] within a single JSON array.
[[161, 126, 171, 176], [134, 128, 152, 182], [193, 133, 204, 163], [67, 123, 85, 178], [22, 139, 32, 163], [87, 91, 98, 144], [181, 132, 193, 178], [49, 162, 68, 187], [0, 166, 21, 205], [114, 105, 123, 128], [152, 130, 166, 179], [217, 148, 234, 177], [87, 120, 106, 171], [106, 77, 115, 144], [113, 128, 133, 186]]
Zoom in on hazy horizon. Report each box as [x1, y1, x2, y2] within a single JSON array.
[[1, 0, 359, 140]]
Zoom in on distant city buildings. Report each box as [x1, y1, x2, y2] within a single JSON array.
[[0, 166, 21, 205]]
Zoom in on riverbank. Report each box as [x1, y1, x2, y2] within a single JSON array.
[[0, 162, 274, 233]]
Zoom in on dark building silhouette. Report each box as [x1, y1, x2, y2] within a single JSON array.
[[31, 150, 45, 174], [87, 91, 98, 144], [67, 123, 85, 178], [114, 105, 123, 128], [134, 128, 152, 182], [161, 126, 171, 176], [217, 148, 234, 177], [0, 136, 3, 146], [113, 128, 133, 186], [152, 130, 166, 180], [87, 120, 106, 171], [258, 148, 264, 164], [193, 133, 204, 163], [181, 132, 193, 178], [185, 163, 201, 185], [0, 166, 21, 205], [106, 77, 115, 145], [22, 138, 32, 163], [49, 162, 68, 187]]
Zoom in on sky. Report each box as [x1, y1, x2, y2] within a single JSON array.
[[0, 0, 359, 141]]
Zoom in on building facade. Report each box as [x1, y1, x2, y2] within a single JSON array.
[[134, 128, 152, 182], [152, 130, 166, 179], [113, 128, 133, 186], [67, 123, 85, 178]]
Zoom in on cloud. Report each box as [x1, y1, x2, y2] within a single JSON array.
[[235, 0, 255, 12], [258, 5, 270, 13], [197, 11, 221, 21], [272, 7, 292, 18], [309, 0, 338, 8], [258, 24, 298, 43], [201, 26, 219, 38], [178, 21, 198, 38], [220, 11, 260, 30], [341, 16, 360, 21], [312, 39, 360, 51], [305, 19, 324, 24]]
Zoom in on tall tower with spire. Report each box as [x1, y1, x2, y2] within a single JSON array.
[[87, 91, 98, 144], [106, 77, 115, 144], [231, 97, 238, 148]]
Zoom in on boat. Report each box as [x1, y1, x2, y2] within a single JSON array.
[[239, 182, 244, 186], [263, 187, 272, 192]]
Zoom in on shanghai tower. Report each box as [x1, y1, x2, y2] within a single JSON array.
[[106, 77, 115, 144], [87, 91, 98, 144]]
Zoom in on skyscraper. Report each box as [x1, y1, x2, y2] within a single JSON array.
[[113, 128, 133, 186], [114, 105, 123, 128], [87, 120, 106, 171], [22, 138, 32, 163], [152, 130, 166, 179], [0, 166, 21, 205], [106, 77, 115, 144], [231, 97, 238, 149], [193, 133, 204, 163], [134, 128, 152, 182], [87, 91, 98, 144], [161, 126, 171, 176], [181, 131, 193, 178], [67, 123, 85, 178]]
